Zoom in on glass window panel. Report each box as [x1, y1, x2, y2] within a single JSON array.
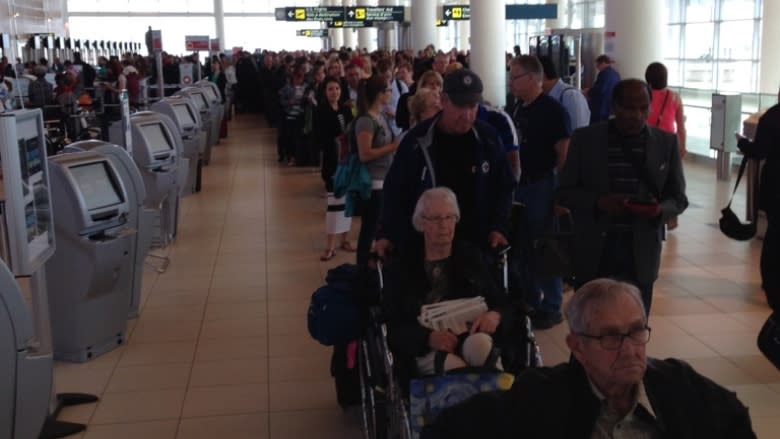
[[683, 22, 714, 60], [741, 93, 760, 114], [717, 60, 755, 92], [683, 105, 713, 156], [664, 59, 682, 86], [184, 0, 213, 13], [665, 25, 681, 58], [589, 1, 605, 28], [129, 0, 161, 12], [224, 0, 272, 13], [720, 0, 757, 20], [666, 0, 683, 22], [685, 0, 714, 22], [683, 60, 714, 89], [92, 0, 131, 12], [223, 16, 323, 52], [570, 3, 585, 29], [680, 87, 714, 107], [718, 20, 756, 59]]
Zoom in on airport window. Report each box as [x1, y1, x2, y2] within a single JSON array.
[[664, 0, 763, 156]]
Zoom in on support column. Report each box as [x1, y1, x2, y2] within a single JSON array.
[[357, 0, 377, 52], [604, 0, 663, 80], [759, 0, 780, 94], [329, 0, 344, 49], [343, 0, 358, 50], [470, 0, 506, 107], [436, 0, 447, 50], [213, 0, 225, 53], [378, 0, 398, 51], [457, 20, 470, 52], [411, 0, 436, 52]]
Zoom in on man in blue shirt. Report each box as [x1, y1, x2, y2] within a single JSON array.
[[538, 55, 590, 130], [587, 55, 620, 124]]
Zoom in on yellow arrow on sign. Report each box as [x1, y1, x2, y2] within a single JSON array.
[[295, 9, 306, 20]]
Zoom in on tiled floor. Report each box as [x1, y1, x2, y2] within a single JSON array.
[[54, 115, 780, 438]]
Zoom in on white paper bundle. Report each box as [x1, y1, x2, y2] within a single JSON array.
[[417, 297, 488, 334]]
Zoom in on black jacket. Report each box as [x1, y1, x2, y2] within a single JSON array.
[[738, 103, 779, 217], [423, 357, 756, 439], [383, 240, 511, 362]]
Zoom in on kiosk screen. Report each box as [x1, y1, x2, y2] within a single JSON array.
[[173, 104, 196, 126], [197, 93, 209, 110], [140, 123, 173, 155], [202, 87, 218, 102], [70, 161, 123, 210]]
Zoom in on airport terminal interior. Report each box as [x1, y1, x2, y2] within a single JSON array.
[[1, 0, 779, 438]]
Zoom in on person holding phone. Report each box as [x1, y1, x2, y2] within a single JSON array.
[[557, 79, 688, 314]]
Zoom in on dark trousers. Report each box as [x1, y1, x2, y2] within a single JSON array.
[[357, 189, 383, 268], [596, 230, 654, 314], [763, 213, 778, 311], [278, 116, 303, 161]]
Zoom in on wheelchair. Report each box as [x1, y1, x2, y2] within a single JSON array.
[[356, 248, 542, 439]]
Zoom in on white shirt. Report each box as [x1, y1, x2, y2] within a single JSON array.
[[547, 79, 591, 130]]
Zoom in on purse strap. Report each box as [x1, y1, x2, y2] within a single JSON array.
[[726, 154, 761, 222]]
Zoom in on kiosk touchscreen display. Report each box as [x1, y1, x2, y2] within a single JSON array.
[[202, 87, 218, 102], [140, 123, 173, 155], [197, 93, 209, 110], [70, 161, 123, 211], [173, 104, 196, 126]]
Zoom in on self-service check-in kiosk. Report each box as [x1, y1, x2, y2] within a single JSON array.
[[0, 109, 55, 438], [64, 140, 152, 319], [151, 98, 205, 194], [195, 80, 224, 138], [45, 151, 136, 362], [1, 109, 98, 438], [175, 87, 217, 164], [128, 112, 180, 248]]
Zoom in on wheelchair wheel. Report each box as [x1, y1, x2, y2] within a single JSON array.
[[359, 338, 388, 439]]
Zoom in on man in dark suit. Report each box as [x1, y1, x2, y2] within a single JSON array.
[[556, 79, 688, 313]]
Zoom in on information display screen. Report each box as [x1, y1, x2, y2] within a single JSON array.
[[140, 123, 173, 155], [69, 162, 122, 211], [173, 104, 196, 126]]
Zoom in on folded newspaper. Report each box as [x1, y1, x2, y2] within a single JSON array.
[[417, 297, 488, 334]]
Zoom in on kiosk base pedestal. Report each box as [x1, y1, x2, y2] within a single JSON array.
[[40, 393, 99, 439]]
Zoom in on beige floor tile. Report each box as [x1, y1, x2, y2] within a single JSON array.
[[728, 355, 780, 383], [143, 290, 209, 309], [91, 389, 186, 424], [268, 334, 331, 358], [119, 341, 197, 367], [194, 337, 268, 362], [177, 414, 269, 439], [268, 315, 308, 336], [696, 333, 764, 357], [200, 317, 267, 340], [106, 364, 192, 393], [182, 383, 268, 417], [153, 274, 214, 293], [190, 358, 268, 387], [726, 384, 780, 418], [752, 416, 780, 439], [130, 319, 202, 343], [667, 313, 754, 336], [203, 301, 266, 321], [651, 295, 723, 316], [207, 287, 268, 304], [268, 409, 362, 439], [137, 304, 205, 322], [54, 363, 114, 396], [266, 299, 310, 317], [646, 334, 720, 359], [684, 357, 761, 386], [269, 380, 339, 412], [269, 357, 332, 383], [82, 420, 178, 439], [58, 401, 98, 425]]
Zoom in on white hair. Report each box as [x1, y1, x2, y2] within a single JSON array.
[[411, 187, 460, 232], [565, 278, 647, 334]]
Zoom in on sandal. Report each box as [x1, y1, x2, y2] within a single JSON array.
[[320, 249, 336, 261], [340, 241, 356, 252]]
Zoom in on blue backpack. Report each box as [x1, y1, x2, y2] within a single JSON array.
[[308, 264, 366, 346]]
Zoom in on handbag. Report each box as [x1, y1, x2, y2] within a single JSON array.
[[719, 154, 759, 241], [758, 312, 780, 371]]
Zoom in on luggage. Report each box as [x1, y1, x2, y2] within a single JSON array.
[[331, 340, 361, 409]]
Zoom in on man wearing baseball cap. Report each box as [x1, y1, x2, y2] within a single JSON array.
[[375, 69, 515, 257]]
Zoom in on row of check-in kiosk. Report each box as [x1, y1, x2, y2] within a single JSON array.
[[0, 80, 224, 438]]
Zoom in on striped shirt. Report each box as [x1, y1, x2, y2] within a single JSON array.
[[607, 129, 647, 229]]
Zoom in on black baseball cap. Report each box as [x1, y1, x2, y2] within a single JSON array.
[[442, 69, 483, 106]]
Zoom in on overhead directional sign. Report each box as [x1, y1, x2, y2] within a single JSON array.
[[442, 5, 470, 20], [345, 6, 405, 22], [327, 20, 374, 28], [440, 4, 558, 21], [296, 29, 329, 38], [276, 6, 346, 22]]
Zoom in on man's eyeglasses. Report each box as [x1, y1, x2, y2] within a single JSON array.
[[422, 214, 459, 224], [576, 327, 652, 350]]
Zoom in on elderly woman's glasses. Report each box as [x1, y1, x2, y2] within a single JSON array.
[[576, 327, 652, 350], [422, 214, 459, 224]]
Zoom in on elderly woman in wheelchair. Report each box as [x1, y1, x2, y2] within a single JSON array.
[[382, 187, 513, 376]]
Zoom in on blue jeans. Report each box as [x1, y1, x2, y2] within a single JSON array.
[[514, 173, 562, 314]]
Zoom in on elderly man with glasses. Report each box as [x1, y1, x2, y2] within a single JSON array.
[[424, 278, 756, 439]]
